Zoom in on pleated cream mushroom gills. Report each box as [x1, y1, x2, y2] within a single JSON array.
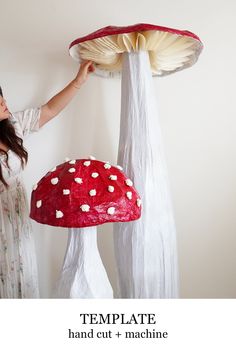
[[30, 157, 141, 298], [69, 23, 203, 298]]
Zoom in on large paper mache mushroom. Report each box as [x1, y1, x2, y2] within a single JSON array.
[[30, 157, 141, 298], [69, 23, 203, 298]]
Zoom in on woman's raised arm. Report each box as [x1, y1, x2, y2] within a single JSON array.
[[39, 60, 94, 128]]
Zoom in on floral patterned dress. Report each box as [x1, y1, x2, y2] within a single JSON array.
[[0, 108, 41, 298]]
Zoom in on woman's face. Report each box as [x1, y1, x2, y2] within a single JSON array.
[[0, 95, 10, 121]]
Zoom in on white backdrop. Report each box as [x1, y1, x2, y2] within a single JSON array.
[[0, 0, 235, 298]]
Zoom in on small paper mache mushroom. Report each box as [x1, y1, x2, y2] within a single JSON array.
[[30, 157, 141, 298], [68, 23, 203, 298]]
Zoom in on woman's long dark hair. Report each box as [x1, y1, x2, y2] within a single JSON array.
[[0, 86, 28, 187]]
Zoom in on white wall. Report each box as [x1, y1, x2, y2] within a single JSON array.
[[0, 0, 235, 298]]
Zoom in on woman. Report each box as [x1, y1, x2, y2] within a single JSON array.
[[0, 60, 94, 298]]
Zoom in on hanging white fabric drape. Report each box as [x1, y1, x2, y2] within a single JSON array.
[[113, 51, 179, 298], [55, 227, 113, 298]]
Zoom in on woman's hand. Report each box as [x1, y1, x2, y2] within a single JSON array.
[[73, 60, 95, 89]]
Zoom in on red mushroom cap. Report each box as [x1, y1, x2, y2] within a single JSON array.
[[69, 23, 201, 48], [30, 158, 141, 228], [69, 23, 203, 77]]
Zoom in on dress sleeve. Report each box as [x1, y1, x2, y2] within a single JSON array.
[[12, 107, 41, 138]]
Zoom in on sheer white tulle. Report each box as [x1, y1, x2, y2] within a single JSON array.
[[113, 51, 179, 298], [55, 227, 113, 298]]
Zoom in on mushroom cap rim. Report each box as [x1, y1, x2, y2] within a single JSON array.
[[69, 22, 202, 49]]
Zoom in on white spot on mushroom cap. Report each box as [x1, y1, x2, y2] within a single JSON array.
[[137, 199, 142, 207], [63, 189, 70, 195], [116, 165, 123, 170], [104, 163, 111, 169], [51, 177, 59, 185], [91, 172, 99, 178], [80, 204, 90, 212], [68, 168, 76, 173], [109, 175, 117, 181], [125, 179, 133, 187], [56, 210, 64, 218], [89, 189, 96, 196], [74, 177, 83, 184], [36, 200, 42, 208], [108, 185, 115, 193], [126, 191, 132, 200], [107, 207, 115, 215], [89, 155, 96, 160], [83, 161, 91, 167], [50, 167, 56, 172], [33, 184, 38, 191], [69, 159, 76, 164]]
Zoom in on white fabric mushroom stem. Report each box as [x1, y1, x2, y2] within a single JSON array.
[[55, 227, 113, 298], [113, 51, 179, 298]]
